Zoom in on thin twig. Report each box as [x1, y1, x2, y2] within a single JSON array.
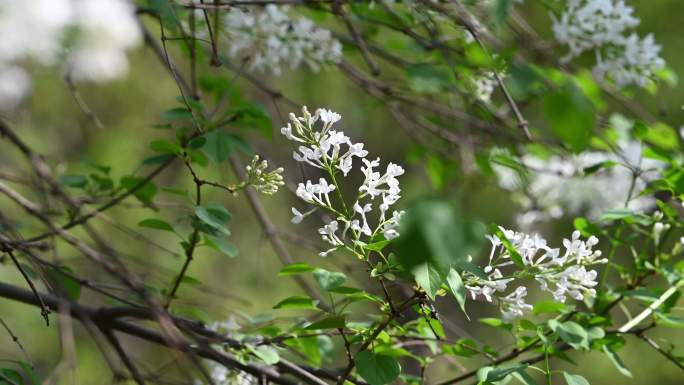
[[333, 0, 381, 76], [64, 73, 105, 129], [2, 247, 51, 325], [103, 330, 148, 385], [336, 294, 420, 385], [448, 0, 532, 140], [0, 318, 33, 365], [637, 333, 684, 371]]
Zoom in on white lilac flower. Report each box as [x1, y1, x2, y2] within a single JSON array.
[[539, 265, 599, 302], [492, 120, 664, 228], [593, 33, 665, 88], [291, 207, 305, 224], [465, 227, 605, 320], [296, 178, 336, 206], [500, 286, 533, 321], [209, 316, 241, 335], [319, 220, 344, 246], [381, 210, 405, 240], [466, 268, 512, 303], [195, 363, 256, 385], [0, 0, 73, 65], [491, 226, 561, 268], [552, 0, 664, 88], [353, 202, 373, 236], [286, 107, 368, 176], [561, 230, 604, 265], [0, 0, 141, 108], [472, 71, 497, 104], [282, 106, 404, 255], [68, 0, 141, 82], [552, 0, 639, 61], [0, 65, 31, 108], [223, 5, 342, 75], [0, 0, 71, 107], [194, 317, 255, 385], [318, 220, 345, 257], [359, 159, 405, 200]]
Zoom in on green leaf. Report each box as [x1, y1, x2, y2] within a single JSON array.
[[176, 95, 204, 112], [179, 275, 202, 285], [533, 301, 569, 315], [395, 199, 484, 278], [273, 296, 318, 310], [138, 218, 175, 232], [0, 368, 23, 385], [18, 361, 41, 385], [477, 364, 528, 383], [446, 268, 468, 318], [355, 351, 401, 385], [583, 160, 617, 176], [313, 268, 346, 291], [406, 64, 453, 93], [143, 154, 174, 165], [178, 307, 212, 324], [543, 80, 595, 152], [46, 268, 82, 302], [573, 217, 602, 237], [506, 63, 546, 99], [304, 315, 346, 330], [634, 121, 679, 150], [413, 262, 442, 300], [291, 335, 323, 366], [479, 317, 513, 331], [278, 263, 315, 276], [201, 130, 240, 163], [149, 139, 182, 154], [205, 235, 238, 257], [161, 107, 193, 121], [229, 102, 273, 139], [120, 176, 157, 205], [195, 202, 232, 235], [248, 345, 280, 365], [493, 0, 513, 26], [512, 370, 541, 385], [548, 320, 589, 350], [563, 372, 590, 385], [364, 240, 391, 252], [602, 345, 632, 378], [59, 174, 88, 188], [654, 313, 684, 328], [599, 209, 634, 222], [493, 227, 525, 268], [444, 339, 478, 358], [328, 286, 364, 295]]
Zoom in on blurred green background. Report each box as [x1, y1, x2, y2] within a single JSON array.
[[1, 1, 683, 384]]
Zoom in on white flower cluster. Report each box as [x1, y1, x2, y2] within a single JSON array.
[[196, 362, 255, 385], [552, 0, 665, 87], [283, 107, 405, 257], [0, 0, 141, 108], [465, 227, 606, 321], [244, 155, 285, 195], [194, 319, 256, 385], [493, 118, 663, 228], [223, 5, 342, 75], [472, 71, 498, 104], [67, 0, 142, 82]]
